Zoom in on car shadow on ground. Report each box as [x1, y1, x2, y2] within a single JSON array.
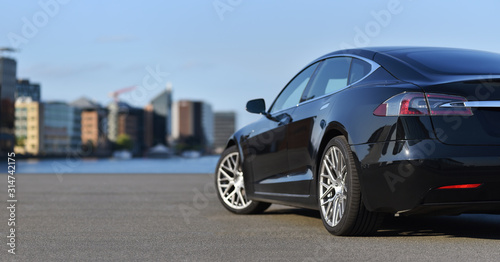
[[263, 207, 500, 239], [378, 214, 500, 239], [261, 206, 321, 219]]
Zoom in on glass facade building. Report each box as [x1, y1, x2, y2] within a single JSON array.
[[172, 100, 214, 152], [150, 86, 172, 145], [0, 56, 17, 154], [16, 79, 40, 102], [43, 102, 81, 155]]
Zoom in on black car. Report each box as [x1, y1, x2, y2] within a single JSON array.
[[215, 47, 500, 236]]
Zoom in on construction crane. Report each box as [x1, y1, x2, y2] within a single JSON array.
[[107, 86, 137, 143], [108, 86, 137, 102]]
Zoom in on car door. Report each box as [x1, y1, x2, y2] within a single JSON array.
[[244, 63, 319, 195], [287, 57, 373, 196]]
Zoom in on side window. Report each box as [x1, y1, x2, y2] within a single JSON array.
[[348, 58, 372, 85], [302, 57, 351, 101], [270, 63, 318, 113]]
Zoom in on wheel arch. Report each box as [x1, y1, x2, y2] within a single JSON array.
[[315, 122, 369, 209], [316, 122, 349, 176], [314, 122, 357, 196], [225, 137, 246, 167], [225, 138, 236, 150]]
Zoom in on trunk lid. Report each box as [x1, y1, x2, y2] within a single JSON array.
[[421, 78, 500, 146]]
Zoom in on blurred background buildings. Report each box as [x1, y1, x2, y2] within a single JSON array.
[[214, 112, 236, 154], [1, 52, 236, 157], [0, 49, 17, 155], [172, 100, 214, 153]]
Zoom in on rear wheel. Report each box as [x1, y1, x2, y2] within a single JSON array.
[[318, 136, 384, 236], [215, 146, 271, 214]]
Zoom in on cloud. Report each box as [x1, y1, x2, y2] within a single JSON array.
[[96, 35, 138, 43]]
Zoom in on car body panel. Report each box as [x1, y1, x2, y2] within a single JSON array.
[[352, 140, 500, 214], [238, 110, 291, 196], [225, 47, 500, 215], [419, 80, 500, 146]]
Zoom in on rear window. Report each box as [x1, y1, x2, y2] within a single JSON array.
[[349, 58, 371, 84], [395, 49, 500, 75]]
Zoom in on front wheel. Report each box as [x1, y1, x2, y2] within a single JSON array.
[[318, 136, 384, 236], [215, 146, 271, 214]]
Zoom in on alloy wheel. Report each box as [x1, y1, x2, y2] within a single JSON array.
[[319, 146, 348, 227], [216, 152, 252, 209]]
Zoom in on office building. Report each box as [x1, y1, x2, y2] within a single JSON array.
[[16, 79, 40, 101], [107, 101, 144, 155], [172, 100, 214, 152], [71, 97, 109, 155], [143, 104, 154, 148], [0, 55, 17, 154], [42, 102, 81, 155], [214, 111, 236, 153], [14, 98, 43, 155], [149, 84, 173, 145]]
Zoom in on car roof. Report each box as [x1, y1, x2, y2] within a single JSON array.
[[310, 46, 500, 83], [317, 46, 471, 60]]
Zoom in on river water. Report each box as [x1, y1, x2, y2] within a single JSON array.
[[11, 155, 221, 174]]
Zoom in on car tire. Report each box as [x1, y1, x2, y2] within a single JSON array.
[[318, 136, 384, 236], [215, 146, 271, 214]]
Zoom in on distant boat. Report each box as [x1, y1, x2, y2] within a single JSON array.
[[147, 144, 172, 158], [182, 150, 201, 158], [112, 150, 132, 159]]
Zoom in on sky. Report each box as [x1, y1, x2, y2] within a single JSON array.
[[2, 0, 500, 128]]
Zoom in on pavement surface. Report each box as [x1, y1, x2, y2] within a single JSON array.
[[1, 173, 499, 262]]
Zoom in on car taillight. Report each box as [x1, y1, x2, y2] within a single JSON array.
[[426, 94, 473, 116], [437, 183, 482, 190], [373, 92, 473, 116]]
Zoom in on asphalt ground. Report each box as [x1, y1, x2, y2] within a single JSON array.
[[1, 173, 499, 261]]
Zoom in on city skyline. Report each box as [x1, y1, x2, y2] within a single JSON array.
[[9, 57, 234, 157], [4, 1, 500, 129]]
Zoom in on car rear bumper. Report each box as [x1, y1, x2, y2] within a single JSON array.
[[351, 140, 500, 215]]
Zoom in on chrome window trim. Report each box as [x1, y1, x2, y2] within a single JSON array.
[[270, 55, 381, 116], [254, 191, 310, 198], [440, 101, 500, 108], [297, 55, 380, 107], [268, 62, 321, 116]]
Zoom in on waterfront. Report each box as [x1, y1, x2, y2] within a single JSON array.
[[14, 155, 220, 174]]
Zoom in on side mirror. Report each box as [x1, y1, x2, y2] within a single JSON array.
[[246, 98, 279, 122], [246, 99, 266, 114]]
